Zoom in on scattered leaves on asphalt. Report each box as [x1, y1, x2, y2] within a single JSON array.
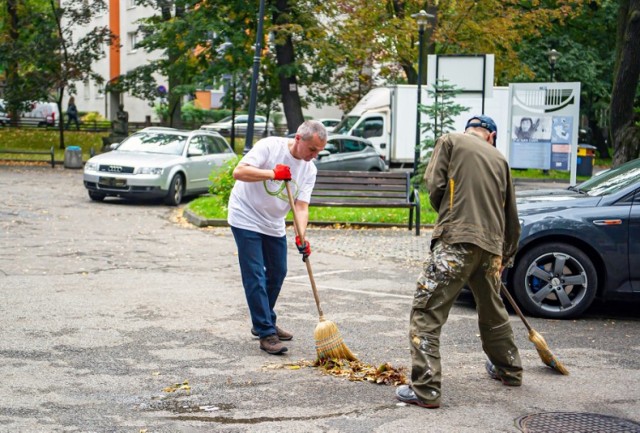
[[162, 380, 191, 394], [264, 359, 408, 386]]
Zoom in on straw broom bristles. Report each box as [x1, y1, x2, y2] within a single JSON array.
[[500, 283, 569, 375], [315, 317, 357, 361], [528, 329, 570, 375]]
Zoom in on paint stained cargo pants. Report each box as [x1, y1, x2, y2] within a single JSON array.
[[409, 240, 522, 406]]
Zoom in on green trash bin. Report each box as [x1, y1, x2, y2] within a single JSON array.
[[577, 144, 596, 177]]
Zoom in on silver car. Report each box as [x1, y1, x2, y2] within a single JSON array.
[[83, 127, 236, 205], [314, 135, 388, 172], [200, 114, 275, 137]]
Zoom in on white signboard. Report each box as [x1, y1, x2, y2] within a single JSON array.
[[427, 54, 494, 99], [507, 82, 581, 185]]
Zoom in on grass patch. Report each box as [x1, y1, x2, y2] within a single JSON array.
[[0, 128, 263, 162], [511, 165, 606, 182], [188, 192, 439, 225], [0, 128, 103, 161]]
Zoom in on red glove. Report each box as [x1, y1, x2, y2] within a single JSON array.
[[295, 235, 311, 260], [273, 164, 291, 181]]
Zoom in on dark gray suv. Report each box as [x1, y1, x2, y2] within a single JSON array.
[[504, 158, 640, 319]]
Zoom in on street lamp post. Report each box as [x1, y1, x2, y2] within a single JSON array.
[[547, 48, 561, 82], [544, 48, 561, 175], [411, 10, 433, 179]]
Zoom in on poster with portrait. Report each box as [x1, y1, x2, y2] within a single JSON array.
[[511, 116, 552, 142]]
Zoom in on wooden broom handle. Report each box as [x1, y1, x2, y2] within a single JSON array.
[[500, 282, 533, 333], [284, 182, 325, 319]]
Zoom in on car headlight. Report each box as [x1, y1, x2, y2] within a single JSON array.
[[84, 162, 100, 172], [135, 167, 164, 175]]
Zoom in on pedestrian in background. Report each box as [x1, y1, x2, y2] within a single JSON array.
[[228, 120, 327, 355], [66, 97, 80, 130], [396, 115, 523, 409]]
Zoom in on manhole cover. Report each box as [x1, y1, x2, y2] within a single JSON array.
[[517, 412, 640, 433]]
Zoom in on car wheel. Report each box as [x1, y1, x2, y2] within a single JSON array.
[[512, 242, 597, 319], [88, 191, 106, 202], [164, 174, 184, 206]]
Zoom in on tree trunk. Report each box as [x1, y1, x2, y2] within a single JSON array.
[[588, 117, 609, 158], [272, 0, 304, 134], [609, 0, 640, 166], [165, 3, 183, 128], [57, 94, 66, 150]]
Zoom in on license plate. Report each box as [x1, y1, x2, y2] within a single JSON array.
[[98, 176, 127, 187]]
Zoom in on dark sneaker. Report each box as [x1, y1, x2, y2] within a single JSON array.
[[395, 385, 440, 409], [251, 326, 293, 341], [485, 360, 521, 387], [259, 334, 288, 355]]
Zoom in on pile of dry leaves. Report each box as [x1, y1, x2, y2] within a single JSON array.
[[265, 358, 408, 386]]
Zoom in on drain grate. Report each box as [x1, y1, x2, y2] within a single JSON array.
[[517, 412, 640, 433]]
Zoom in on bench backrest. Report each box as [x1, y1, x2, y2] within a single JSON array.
[[311, 170, 412, 206]]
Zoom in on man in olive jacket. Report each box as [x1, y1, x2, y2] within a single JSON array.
[[396, 115, 523, 409]]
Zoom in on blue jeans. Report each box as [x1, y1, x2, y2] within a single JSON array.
[[231, 226, 288, 338]]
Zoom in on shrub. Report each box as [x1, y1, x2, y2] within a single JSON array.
[[182, 101, 218, 123], [81, 112, 107, 122], [208, 156, 241, 207]]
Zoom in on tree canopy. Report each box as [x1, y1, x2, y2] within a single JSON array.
[[1, 0, 638, 160]]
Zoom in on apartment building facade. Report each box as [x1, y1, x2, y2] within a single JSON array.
[[69, 1, 341, 125], [68, 0, 163, 123]]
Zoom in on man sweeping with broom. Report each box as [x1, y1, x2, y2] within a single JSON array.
[[227, 120, 327, 355], [396, 115, 523, 409]]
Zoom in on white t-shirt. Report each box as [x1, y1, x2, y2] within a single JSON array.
[[227, 136, 317, 237]]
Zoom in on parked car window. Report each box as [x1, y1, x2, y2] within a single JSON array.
[[208, 136, 233, 154], [118, 131, 187, 156], [361, 117, 383, 138], [333, 116, 359, 134], [343, 139, 366, 153], [579, 158, 640, 196], [324, 142, 340, 154], [188, 136, 208, 156]]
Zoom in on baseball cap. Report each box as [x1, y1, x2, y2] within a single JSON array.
[[465, 115, 497, 144]]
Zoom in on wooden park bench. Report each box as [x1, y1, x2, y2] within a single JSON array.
[[0, 146, 55, 168], [311, 170, 421, 235]]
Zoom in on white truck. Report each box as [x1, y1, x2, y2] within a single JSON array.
[[332, 85, 509, 168]]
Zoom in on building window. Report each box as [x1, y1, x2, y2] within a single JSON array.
[[127, 0, 137, 8], [96, 85, 105, 99], [128, 32, 138, 52], [83, 80, 90, 100]]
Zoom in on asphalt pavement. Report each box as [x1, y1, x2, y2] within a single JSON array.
[[1, 165, 639, 433]]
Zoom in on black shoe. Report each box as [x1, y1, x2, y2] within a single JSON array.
[[259, 334, 288, 355], [395, 385, 440, 409], [251, 326, 293, 341], [485, 360, 521, 387]]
